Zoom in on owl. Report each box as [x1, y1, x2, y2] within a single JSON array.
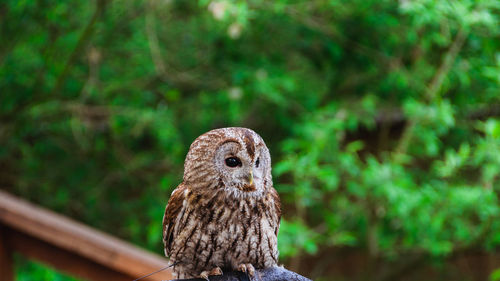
[[162, 127, 281, 280]]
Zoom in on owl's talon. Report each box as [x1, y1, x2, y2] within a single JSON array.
[[199, 272, 209, 281], [199, 266, 223, 280], [237, 263, 255, 276]]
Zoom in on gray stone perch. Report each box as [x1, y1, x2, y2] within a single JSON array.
[[171, 267, 312, 281]]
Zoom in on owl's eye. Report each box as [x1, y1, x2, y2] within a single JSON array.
[[255, 157, 260, 168], [225, 157, 241, 167]]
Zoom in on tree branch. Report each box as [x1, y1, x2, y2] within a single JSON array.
[[51, 0, 107, 96], [395, 28, 468, 155], [426, 28, 468, 101]]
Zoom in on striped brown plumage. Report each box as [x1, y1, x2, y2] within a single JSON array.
[[162, 128, 281, 279]]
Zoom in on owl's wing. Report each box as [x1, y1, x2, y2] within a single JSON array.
[[270, 187, 282, 236], [162, 183, 187, 257]]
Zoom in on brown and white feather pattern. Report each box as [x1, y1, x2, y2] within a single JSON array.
[[163, 127, 281, 279]]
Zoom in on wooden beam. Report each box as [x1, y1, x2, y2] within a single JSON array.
[[0, 226, 13, 281], [0, 190, 172, 280], [7, 227, 131, 281]]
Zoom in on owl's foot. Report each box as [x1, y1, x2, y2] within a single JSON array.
[[199, 266, 223, 280], [237, 263, 255, 276]]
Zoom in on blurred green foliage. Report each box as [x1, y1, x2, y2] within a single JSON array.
[[15, 255, 78, 281], [1, 0, 500, 280]]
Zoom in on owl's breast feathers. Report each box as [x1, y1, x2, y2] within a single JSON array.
[[162, 183, 281, 278]]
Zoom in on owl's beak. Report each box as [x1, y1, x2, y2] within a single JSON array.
[[240, 171, 256, 192], [248, 171, 253, 186]]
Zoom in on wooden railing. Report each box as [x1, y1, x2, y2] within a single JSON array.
[[0, 190, 173, 281]]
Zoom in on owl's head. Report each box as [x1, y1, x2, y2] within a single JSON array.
[[183, 127, 272, 196]]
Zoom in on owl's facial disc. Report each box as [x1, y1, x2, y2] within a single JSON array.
[[215, 141, 266, 194]]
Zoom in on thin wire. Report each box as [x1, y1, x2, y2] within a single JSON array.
[[133, 261, 180, 281]]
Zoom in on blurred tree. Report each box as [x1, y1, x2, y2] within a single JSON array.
[[0, 0, 499, 280]]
